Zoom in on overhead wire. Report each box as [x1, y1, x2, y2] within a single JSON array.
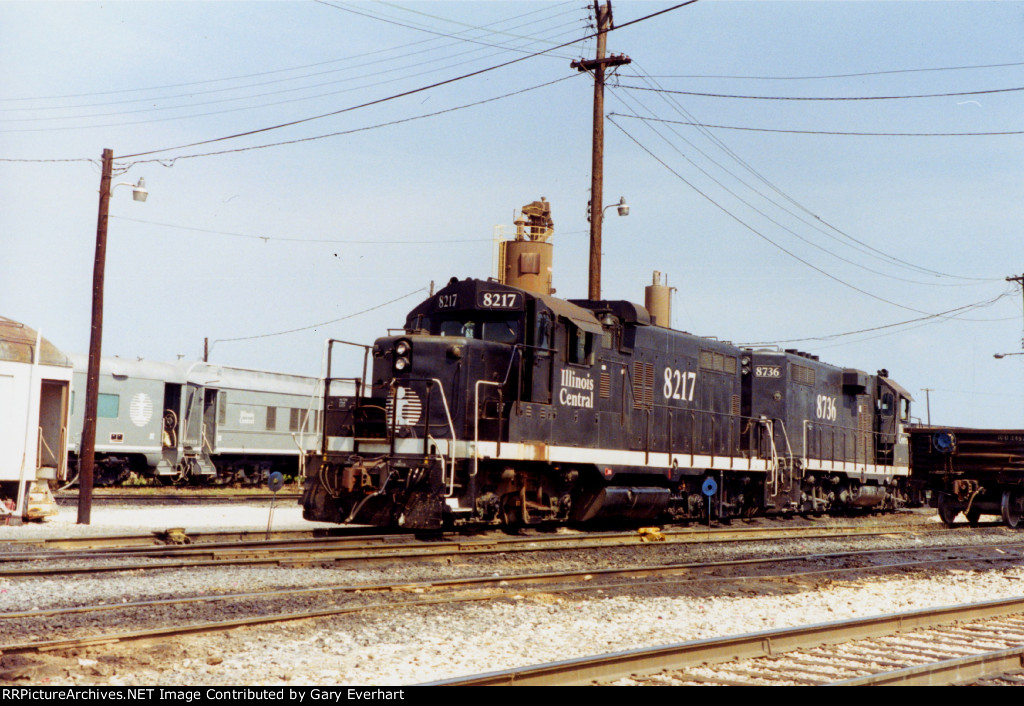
[[641, 60, 1024, 82], [0, 2, 580, 108], [607, 114, 995, 317], [611, 113, 1024, 137], [113, 216, 498, 244], [607, 84, 971, 287], [1, 9, 587, 132], [115, 74, 579, 166], [110, 215, 589, 245], [114, 1, 698, 160], [211, 287, 429, 346], [615, 83, 1024, 101], [609, 64, 998, 283], [740, 289, 1015, 348], [607, 79, 987, 288], [316, 0, 583, 59]]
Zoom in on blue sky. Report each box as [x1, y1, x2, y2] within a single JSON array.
[[2, 1, 1023, 427]]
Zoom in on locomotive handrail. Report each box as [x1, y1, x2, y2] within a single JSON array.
[[474, 380, 503, 481], [428, 377, 457, 496], [325, 338, 372, 393]]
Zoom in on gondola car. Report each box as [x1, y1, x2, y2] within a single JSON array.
[[908, 425, 1024, 528], [0, 316, 70, 522], [301, 201, 913, 530], [67, 355, 323, 485]]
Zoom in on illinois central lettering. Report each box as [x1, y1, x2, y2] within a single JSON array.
[[559, 369, 594, 408]]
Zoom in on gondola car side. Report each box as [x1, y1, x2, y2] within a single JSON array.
[[909, 425, 1024, 528]]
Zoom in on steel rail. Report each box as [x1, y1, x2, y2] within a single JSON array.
[[0, 594, 498, 657], [0, 517, 952, 558], [56, 492, 303, 505], [829, 645, 1024, 685], [1, 528, 1022, 580], [428, 596, 1024, 685], [3, 544, 1023, 627]]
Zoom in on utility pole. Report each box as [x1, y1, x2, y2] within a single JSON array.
[[572, 1, 630, 301], [922, 388, 933, 425], [78, 148, 114, 525]]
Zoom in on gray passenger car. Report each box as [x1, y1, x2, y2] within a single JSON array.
[[68, 355, 322, 485]]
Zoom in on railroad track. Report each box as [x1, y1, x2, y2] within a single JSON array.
[[0, 521, 982, 578], [0, 513, 951, 552], [432, 596, 1024, 685], [55, 492, 302, 505], [3, 535, 1024, 658]]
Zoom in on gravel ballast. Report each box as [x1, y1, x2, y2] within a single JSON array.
[[1, 504, 1022, 686]]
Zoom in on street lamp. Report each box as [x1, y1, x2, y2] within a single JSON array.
[[116, 177, 148, 202], [587, 195, 630, 222], [78, 149, 147, 524], [603, 196, 629, 219], [994, 352, 1024, 359]]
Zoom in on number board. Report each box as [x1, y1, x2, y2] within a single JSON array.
[[477, 292, 522, 310], [434, 293, 459, 310]]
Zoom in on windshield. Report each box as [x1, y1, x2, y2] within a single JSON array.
[[438, 317, 520, 344]]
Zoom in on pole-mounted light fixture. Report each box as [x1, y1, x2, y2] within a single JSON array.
[[606, 196, 628, 218], [113, 177, 148, 203]]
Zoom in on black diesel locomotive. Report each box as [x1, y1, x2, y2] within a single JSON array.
[[301, 275, 913, 531]]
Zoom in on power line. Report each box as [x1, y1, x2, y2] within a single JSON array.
[[641, 60, 1024, 82], [116, 75, 578, 166], [740, 289, 1014, 347], [608, 84, 976, 288], [608, 66, 998, 283], [316, 0, 582, 59], [111, 215, 592, 244], [616, 83, 1024, 101], [1, 17, 586, 132], [212, 287, 428, 346], [608, 115, 974, 316], [116, 2, 697, 160], [611, 113, 1024, 137], [1, 3, 579, 107], [112, 216, 494, 244]]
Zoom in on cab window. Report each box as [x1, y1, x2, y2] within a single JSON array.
[[438, 317, 520, 344], [567, 325, 593, 365], [879, 392, 894, 416], [440, 320, 474, 337], [481, 320, 520, 344], [534, 312, 552, 351]]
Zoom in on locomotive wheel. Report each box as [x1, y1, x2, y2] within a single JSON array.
[[936, 493, 960, 527], [1001, 491, 1023, 529]]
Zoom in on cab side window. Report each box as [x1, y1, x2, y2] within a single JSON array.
[[567, 325, 592, 365], [534, 312, 552, 351]]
